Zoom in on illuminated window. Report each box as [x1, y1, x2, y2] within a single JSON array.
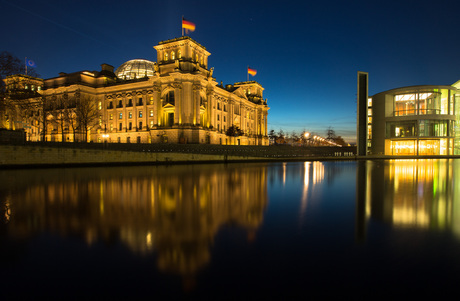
[[110, 114, 113, 120], [119, 113, 122, 119], [129, 112, 132, 119], [200, 56, 203, 65], [98, 101, 102, 110], [149, 110, 153, 117], [391, 140, 416, 155], [99, 115, 102, 125], [164, 52, 168, 61], [150, 120, 154, 128], [418, 139, 441, 155], [394, 94, 416, 116], [139, 111, 142, 118], [149, 97, 154, 105], [178, 50, 181, 59], [386, 121, 416, 138], [171, 51, 175, 60], [196, 53, 198, 62], [110, 124, 113, 131]]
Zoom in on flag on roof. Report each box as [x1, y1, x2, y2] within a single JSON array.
[[182, 18, 196, 32], [248, 67, 257, 76]]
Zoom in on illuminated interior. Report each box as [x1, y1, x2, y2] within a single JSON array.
[[115, 59, 156, 80]]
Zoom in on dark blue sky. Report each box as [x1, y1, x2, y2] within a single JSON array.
[[2, 0, 460, 142]]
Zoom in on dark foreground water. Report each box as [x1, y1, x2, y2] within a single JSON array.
[[1, 159, 460, 299]]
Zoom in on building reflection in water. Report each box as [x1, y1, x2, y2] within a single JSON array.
[[0, 164, 268, 278], [356, 159, 460, 238]]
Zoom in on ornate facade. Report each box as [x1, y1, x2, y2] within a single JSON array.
[[17, 36, 270, 145]]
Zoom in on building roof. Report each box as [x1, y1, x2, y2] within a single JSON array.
[[158, 36, 206, 50]]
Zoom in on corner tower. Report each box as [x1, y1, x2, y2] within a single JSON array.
[[154, 36, 211, 76]]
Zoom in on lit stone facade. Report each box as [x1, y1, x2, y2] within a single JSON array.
[[23, 36, 269, 145], [360, 84, 460, 156]]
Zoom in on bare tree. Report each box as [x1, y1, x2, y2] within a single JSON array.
[[1, 51, 41, 131], [76, 94, 99, 142]]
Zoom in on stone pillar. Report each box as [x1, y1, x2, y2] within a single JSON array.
[[173, 83, 182, 125], [193, 84, 201, 126], [153, 84, 161, 126], [206, 89, 213, 129]]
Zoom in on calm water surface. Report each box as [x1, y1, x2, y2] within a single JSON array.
[[1, 160, 460, 298]]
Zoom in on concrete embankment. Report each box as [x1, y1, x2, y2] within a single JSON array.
[[0, 144, 275, 168]]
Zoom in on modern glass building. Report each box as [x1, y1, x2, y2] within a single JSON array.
[[362, 85, 460, 156]]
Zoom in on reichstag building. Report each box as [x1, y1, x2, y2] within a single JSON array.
[[7, 36, 269, 145]]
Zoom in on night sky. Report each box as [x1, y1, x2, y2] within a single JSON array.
[[2, 0, 460, 143]]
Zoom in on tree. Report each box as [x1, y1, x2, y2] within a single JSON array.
[[268, 129, 277, 145], [75, 93, 99, 142], [275, 129, 286, 144], [1, 51, 40, 130], [325, 127, 347, 146], [226, 125, 243, 137], [0, 51, 39, 78], [49, 93, 74, 142]]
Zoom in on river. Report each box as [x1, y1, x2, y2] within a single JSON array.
[[1, 159, 459, 298]]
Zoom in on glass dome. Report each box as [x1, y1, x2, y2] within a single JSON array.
[[115, 59, 155, 80]]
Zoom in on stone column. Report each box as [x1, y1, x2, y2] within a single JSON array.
[[173, 83, 182, 125], [153, 84, 161, 126], [193, 84, 201, 126]]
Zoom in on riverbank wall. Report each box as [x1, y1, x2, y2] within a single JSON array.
[[0, 143, 356, 168]]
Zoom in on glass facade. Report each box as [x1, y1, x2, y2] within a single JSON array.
[[115, 59, 156, 80], [393, 89, 452, 117], [367, 86, 459, 156]]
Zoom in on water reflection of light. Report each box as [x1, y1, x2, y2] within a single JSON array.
[[300, 162, 311, 219], [367, 159, 454, 230], [5, 165, 268, 277], [299, 162, 324, 225], [283, 162, 287, 186]]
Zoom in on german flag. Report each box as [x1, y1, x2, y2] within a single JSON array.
[[248, 67, 257, 76], [182, 18, 196, 32]]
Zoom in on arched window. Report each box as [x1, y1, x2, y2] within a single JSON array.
[[200, 56, 203, 65], [178, 50, 181, 59], [171, 51, 175, 60], [164, 52, 168, 61]]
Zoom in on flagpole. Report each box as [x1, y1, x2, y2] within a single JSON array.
[[182, 16, 184, 36], [25, 57, 28, 75]]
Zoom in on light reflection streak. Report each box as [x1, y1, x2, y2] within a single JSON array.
[[362, 159, 460, 234], [299, 161, 324, 226]]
